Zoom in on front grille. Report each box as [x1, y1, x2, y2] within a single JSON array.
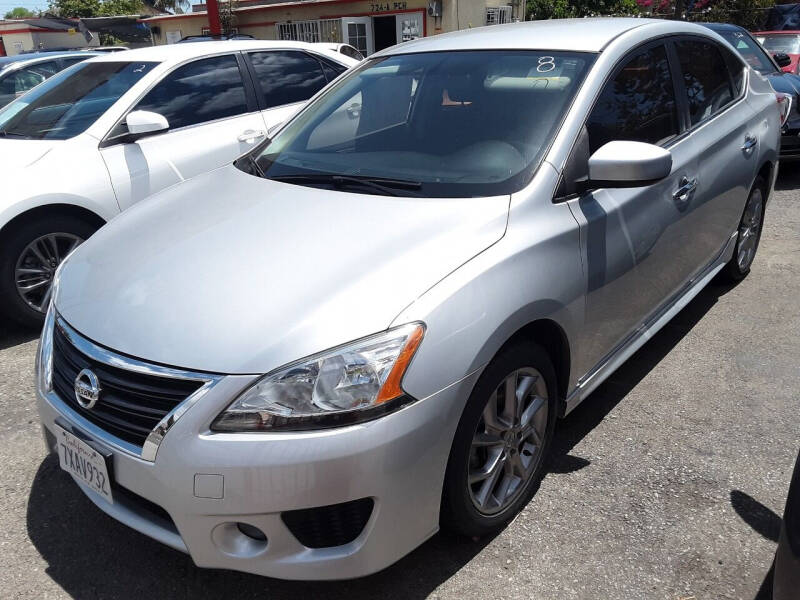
[[51, 322, 204, 448], [281, 498, 374, 548]]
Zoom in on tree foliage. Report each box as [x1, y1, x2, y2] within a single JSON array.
[[48, 0, 144, 17], [526, 0, 642, 20], [635, 0, 773, 29], [4, 6, 37, 18], [688, 0, 774, 30]]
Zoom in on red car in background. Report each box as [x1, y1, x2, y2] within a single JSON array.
[[753, 30, 800, 74]]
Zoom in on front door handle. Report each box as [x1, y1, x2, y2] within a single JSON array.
[[673, 176, 698, 205], [741, 134, 757, 153], [237, 129, 266, 144]]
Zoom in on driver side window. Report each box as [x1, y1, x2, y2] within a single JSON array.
[[134, 54, 248, 130], [586, 44, 679, 154]]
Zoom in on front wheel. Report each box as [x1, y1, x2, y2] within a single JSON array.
[[719, 176, 766, 283], [0, 215, 96, 328], [441, 342, 558, 537]]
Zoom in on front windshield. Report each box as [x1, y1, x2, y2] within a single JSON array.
[[715, 30, 776, 74], [0, 60, 157, 140], [251, 50, 593, 197], [757, 34, 800, 55]]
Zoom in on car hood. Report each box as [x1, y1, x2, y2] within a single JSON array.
[[0, 138, 55, 169], [55, 165, 510, 374]]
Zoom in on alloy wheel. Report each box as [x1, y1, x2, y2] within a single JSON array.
[[737, 187, 764, 272], [468, 367, 549, 516], [14, 233, 82, 313]]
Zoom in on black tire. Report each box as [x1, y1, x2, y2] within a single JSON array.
[[441, 341, 558, 538], [0, 215, 97, 329], [719, 175, 767, 283]]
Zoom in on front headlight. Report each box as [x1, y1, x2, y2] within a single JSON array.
[[36, 303, 56, 393], [211, 323, 425, 432]]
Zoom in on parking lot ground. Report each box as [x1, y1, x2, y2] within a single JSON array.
[[1, 169, 798, 600]]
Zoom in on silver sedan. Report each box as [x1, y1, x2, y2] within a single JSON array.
[[36, 17, 780, 580]]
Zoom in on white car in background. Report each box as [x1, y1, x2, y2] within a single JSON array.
[[0, 41, 357, 326], [317, 43, 365, 61]]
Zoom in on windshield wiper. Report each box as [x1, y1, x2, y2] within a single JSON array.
[[271, 173, 422, 197], [0, 130, 31, 139]]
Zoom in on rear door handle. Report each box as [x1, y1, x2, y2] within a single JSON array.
[[741, 134, 757, 152], [673, 176, 698, 205], [237, 129, 266, 144]]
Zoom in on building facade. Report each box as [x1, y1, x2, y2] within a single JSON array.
[[0, 21, 98, 56], [143, 0, 519, 54]]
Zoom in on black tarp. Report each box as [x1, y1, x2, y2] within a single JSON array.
[[20, 15, 153, 43], [79, 16, 152, 43], [765, 3, 800, 30]]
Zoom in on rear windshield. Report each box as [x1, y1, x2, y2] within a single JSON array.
[[715, 30, 776, 74], [0, 61, 157, 140], [250, 50, 593, 198], [756, 33, 800, 55]]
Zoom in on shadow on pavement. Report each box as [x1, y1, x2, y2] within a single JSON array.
[[549, 278, 738, 468], [730, 490, 781, 543], [0, 321, 38, 351], [775, 167, 800, 192], [728, 490, 780, 599], [26, 280, 740, 599]]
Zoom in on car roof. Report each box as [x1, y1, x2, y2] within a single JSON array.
[[375, 18, 714, 56], [0, 50, 100, 67], [86, 40, 350, 64], [702, 22, 748, 33]]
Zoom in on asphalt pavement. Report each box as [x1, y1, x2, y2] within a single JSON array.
[[1, 169, 798, 599]]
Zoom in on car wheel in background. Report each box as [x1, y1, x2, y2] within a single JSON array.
[[720, 175, 767, 283], [441, 342, 558, 537], [0, 215, 97, 328]]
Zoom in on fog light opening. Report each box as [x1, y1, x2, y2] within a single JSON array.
[[236, 522, 267, 541], [211, 521, 269, 558]]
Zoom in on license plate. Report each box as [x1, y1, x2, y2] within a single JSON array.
[[56, 427, 113, 505]]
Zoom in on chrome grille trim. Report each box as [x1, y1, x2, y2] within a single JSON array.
[[51, 314, 223, 462]]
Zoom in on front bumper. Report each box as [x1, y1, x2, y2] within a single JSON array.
[[36, 366, 476, 580]]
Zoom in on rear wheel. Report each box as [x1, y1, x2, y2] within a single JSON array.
[[441, 342, 557, 537], [720, 176, 766, 282], [0, 215, 97, 328]]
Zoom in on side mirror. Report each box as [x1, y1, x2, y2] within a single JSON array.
[[125, 110, 169, 138], [587, 141, 672, 188], [773, 52, 792, 68]]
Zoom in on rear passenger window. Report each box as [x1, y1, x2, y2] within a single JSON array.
[[719, 45, 745, 96], [586, 44, 679, 154], [675, 40, 734, 126], [134, 54, 247, 130], [248, 51, 327, 109]]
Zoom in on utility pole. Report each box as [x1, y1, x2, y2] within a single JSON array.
[[206, 0, 222, 35]]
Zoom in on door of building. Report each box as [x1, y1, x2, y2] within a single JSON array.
[[342, 17, 373, 56], [373, 15, 397, 52]]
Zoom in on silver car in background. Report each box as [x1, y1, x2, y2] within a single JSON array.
[[36, 18, 779, 580]]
